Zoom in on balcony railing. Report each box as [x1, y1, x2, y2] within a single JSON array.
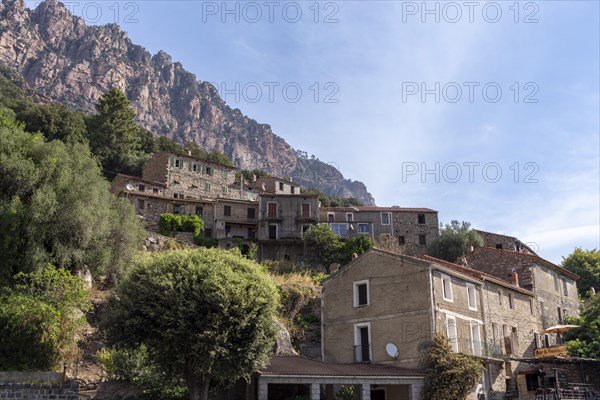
[[353, 344, 371, 363], [449, 338, 504, 359]]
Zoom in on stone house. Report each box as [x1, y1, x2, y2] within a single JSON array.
[[464, 246, 580, 329], [475, 229, 538, 254], [213, 198, 258, 251], [253, 176, 300, 195], [257, 194, 319, 262], [321, 248, 587, 399], [319, 207, 439, 257]]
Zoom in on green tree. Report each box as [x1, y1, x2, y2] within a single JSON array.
[[563, 295, 600, 359], [428, 220, 483, 263], [304, 224, 344, 273], [0, 266, 91, 370], [102, 248, 279, 400], [86, 87, 141, 175], [17, 103, 88, 144], [420, 334, 482, 400], [0, 119, 145, 284], [561, 248, 600, 298], [340, 236, 374, 265]]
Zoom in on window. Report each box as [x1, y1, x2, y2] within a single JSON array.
[[247, 208, 256, 219], [174, 158, 183, 168], [508, 293, 514, 309], [496, 243, 503, 249], [441, 274, 453, 302], [173, 204, 183, 215], [204, 181, 212, 191], [291, 186, 295, 194], [498, 289, 503, 305], [330, 223, 348, 238], [204, 228, 212, 238], [279, 182, 284, 191], [554, 274, 560, 291], [358, 223, 370, 234], [562, 279, 569, 296], [267, 202, 278, 218], [195, 206, 203, 216], [354, 323, 371, 362], [301, 225, 311, 237], [173, 192, 183, 199], [268, 224, 277, 240], [381, 212, 391, 225], [346, 213, 354, 222], [247, 227, 256, 240], [419, 234, 427, 246], [138, 184, 145, 192], [225, 225, 231, 236], [222, 170, 228, 178], [327, 212, 334, 222], [136, 199, 145, 211], [470, 321, 482, 356], [206, 166, 213, 176], [224, 205, 231, 216], [222, 186, 228, 194], [467, 284, 477, 311], [353, 280, 369, 307], [446, 316, 458, 352], [530, 299, 535, 315], [192, 163, 200, 172], [557, 307, 563, 323], [152, 188, 159, 195], [417, 213, 425, 224], [301, 203, 311, 218], [398, 236, 406, 245]]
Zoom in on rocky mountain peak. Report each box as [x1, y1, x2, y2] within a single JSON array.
[[0, 0, 376, 205]]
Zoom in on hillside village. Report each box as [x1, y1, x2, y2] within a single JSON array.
[[0, 1, 598, 399], [107, 151, 598, 400]]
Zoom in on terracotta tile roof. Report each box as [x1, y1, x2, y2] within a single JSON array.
[[259, 356, 424, 377]]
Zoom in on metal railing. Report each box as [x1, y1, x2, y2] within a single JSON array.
[[353, 344, 371, 363]]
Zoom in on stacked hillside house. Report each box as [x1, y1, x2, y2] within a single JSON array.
[[320, 207, 439, 257], [320, 246, 597, 400], [111, 151, 440, 262]]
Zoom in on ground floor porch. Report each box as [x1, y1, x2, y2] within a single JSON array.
[[255, 356, 424, 400]]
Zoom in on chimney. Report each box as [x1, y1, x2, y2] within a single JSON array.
[[511, 268, 519, 287], [187, 150, 192, 156], [466, 242, 474, 253]]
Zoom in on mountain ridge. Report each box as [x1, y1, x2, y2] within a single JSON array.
[[0, 0, 375, 205]]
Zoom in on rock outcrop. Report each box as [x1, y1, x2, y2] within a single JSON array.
[[0, 0, 375, 204]]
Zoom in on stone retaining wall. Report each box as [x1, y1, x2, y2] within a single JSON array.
[[0, 381, 78, 400]]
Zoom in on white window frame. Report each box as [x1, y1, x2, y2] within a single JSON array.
[[330, 223, 349, 238], [470, 321, 482, 356], [466, 283, 477, 311], [441, 274, 453, 302], [354, 322, 372, 362], [222, 186, 228, 194], [204, 181, 212, 191], [380, 212, 391, 225], [174, 158, 183, 168], [327, 212, 335, 222], [346, 212, 354, 222], [446, 316, 458, 353], [353, 280, 370, 307], [357, 223, 370, 234]]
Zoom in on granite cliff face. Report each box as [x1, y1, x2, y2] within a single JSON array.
[[0, 0, 375, 205]]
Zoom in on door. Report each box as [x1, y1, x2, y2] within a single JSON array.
[[360, 326, 370, 362], [370, 389, 385, 400]]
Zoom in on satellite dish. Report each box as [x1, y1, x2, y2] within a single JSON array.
[[385, 343, 399, 358], [125, 184, 135, 191]]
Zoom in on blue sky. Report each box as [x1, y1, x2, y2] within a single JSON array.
[[27, 0, 600, 263]]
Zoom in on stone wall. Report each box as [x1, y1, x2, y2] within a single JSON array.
[[0, 382, 78, 400]]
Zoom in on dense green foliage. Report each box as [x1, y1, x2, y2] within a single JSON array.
[[158, 213, 205, 237], [102, 249, 280, 400], [300, 188, 364, 207], [562, 248, 600, 298], [97, 345, 187, 399], [303, 224, 373, 272], [428, 220, 484, 263], [0, 266, 91, 370], [0, 111, 145, 284], [420, 335, 482, 400], [564, 295, 600, 359]]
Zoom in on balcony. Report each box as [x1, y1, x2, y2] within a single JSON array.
[[353, 344, 371, 363]]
